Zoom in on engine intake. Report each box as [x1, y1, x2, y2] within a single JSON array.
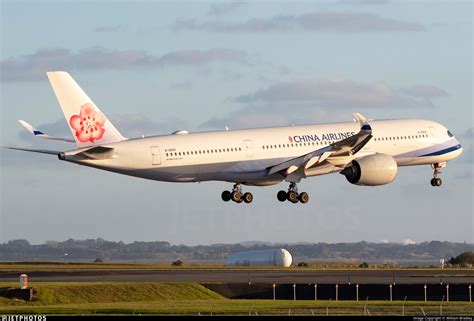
[[341, 154, 398, 186]]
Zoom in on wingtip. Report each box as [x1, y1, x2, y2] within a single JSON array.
[[18, 119, 34, 133], [353, 112, 366, 122], [353, 112, 371, 131]]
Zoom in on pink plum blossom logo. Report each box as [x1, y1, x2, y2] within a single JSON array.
[[288, 136, 293, 143], [69, 103, 106, 143]]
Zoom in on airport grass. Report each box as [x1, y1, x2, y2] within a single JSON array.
[[1, 299, 473, 316], [0, 282, 473, 316], [0, 282, 222, 306]]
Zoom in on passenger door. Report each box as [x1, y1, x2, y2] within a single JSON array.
[[150, 146, 161, 165], [243, 139, 254, 158]]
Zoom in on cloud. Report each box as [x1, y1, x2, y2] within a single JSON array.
[[207, 1, 246, 16], [158, 48, 249, 66], [1, 47, 251, 82], [399, 85, 449, 98], [170, 81, 193, 90], [109, 114, 189, 137], [336, 0, 390, 5], [93, 24, 125, 33], [234, 78, 447, 108], [174, 11, 424, 33], [198, 78, 448, 130], [199, 105, 349, 131]]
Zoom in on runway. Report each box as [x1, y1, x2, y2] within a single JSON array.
[[1, 269, 472, 284]]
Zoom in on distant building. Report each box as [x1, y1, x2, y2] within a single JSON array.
[[226, 249, 293, 267]]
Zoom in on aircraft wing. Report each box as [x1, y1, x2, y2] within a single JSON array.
[[18, 120, 75, 143], [266, 113, 372, 177]]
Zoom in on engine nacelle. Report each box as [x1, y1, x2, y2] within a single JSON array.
[[340, 154, 398, 186]]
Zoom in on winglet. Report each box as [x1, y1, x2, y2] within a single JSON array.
[[353, 112, 371, 132], [18, 120, 44, 136], [18, 119, 75, 143]]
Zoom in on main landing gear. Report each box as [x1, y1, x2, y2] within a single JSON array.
[[430, 163, 443, 187], [221, 183, 253, 203], [277, 182, 309, 204]]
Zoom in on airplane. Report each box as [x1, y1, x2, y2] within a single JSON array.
[[9, 71, 463, 204]]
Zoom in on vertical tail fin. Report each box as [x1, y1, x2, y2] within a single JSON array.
[[47, 71, 125, 148]]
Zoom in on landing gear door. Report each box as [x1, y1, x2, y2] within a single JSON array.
[[243, 139, 254, 158], [150, 146, 161, 165]]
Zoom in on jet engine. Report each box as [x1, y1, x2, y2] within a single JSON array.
[[340, 154, 398, 186]]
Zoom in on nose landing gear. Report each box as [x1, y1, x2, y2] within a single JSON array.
[[221, 183, 253, 203], [277, 182, 309, 204], [430, 163, 443, 187]]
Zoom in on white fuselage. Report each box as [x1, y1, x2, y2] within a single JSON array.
[[63, 119, 462, 186]]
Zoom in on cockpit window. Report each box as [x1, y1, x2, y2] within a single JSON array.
[[447, 130, 454, 137]]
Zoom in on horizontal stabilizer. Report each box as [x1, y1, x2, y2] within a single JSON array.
[[7, 147, 60, 155]]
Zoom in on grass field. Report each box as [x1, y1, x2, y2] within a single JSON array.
[[0, 282, 473, 316], [0, 282, 222, 306]]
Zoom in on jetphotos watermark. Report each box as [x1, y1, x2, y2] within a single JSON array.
[[1, 316, 46, 321]]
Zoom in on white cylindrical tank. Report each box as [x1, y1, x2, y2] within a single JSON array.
[[226, 248, 293, 267], [20, 274, 28, 289]]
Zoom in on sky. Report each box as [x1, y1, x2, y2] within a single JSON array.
[[0, 0, 472, 246]]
